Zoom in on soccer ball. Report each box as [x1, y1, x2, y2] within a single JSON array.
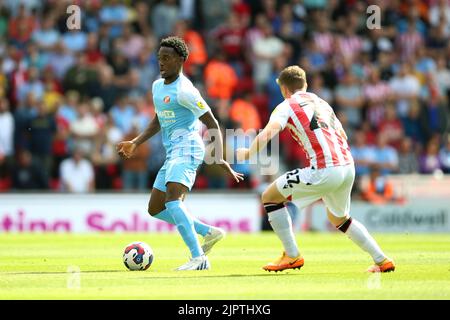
[[123, 242, 154, 271]]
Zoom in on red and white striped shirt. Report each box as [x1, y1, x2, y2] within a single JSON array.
[[338, 35, 363, 60], [270, 91, 353, 169], [313, 31, 334, 56], [396, 31, 423, 61]]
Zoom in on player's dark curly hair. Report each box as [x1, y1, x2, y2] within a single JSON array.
[[160, 36, 189, 61]]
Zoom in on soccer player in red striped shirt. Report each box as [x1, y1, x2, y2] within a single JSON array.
[[237, 66, 395, 273]]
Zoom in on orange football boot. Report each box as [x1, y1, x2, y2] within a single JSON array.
[[263, 252, 304, 272], [367, 258, 395, 273]]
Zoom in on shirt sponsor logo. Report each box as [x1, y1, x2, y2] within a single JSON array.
[[157, 110, 175, 118]]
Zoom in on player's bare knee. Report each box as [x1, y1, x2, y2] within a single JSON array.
[[326, 209, 347, 227], [165, 186, 184, 203], [261, 192, 277, 205], [261, 190, 269, 203], [148, 190, 166, 216], [261, 189, 283, 205], [165, 193, 181, 202], [148, 200, 166, 216], [328, 212, 352, 232], [335, 217, 352, 233], [148, 206, 158, 216]]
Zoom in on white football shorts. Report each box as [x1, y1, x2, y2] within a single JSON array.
[[275, 164, 355, 217]]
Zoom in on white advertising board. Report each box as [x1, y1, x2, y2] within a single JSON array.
[[301, 200, 450, 233]]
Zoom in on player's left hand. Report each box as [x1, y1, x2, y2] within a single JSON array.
[[217, 159, 244, 183]]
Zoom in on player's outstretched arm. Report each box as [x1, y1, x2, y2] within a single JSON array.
[[199, 111, 244, 183], [116, 116, 161, 159], [236, 121, 282, 161]]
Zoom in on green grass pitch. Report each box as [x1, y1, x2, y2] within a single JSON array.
[[0, 232, 449, 299]]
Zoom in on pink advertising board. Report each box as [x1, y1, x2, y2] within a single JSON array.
[[0, 193, 262, 233]]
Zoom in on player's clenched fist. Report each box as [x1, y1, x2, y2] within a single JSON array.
[[116, 141, 137, 159]]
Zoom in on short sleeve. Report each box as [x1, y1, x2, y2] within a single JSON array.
[[178, 79, 211, 118], [269, 100, 290, 130]]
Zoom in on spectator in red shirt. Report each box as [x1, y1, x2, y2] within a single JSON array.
[[8, 4, 37, 49], [85, 33, 105, 66], [378, 104, 404, 150], [232, 0, 251, 20], [211, 12, 247, 61]]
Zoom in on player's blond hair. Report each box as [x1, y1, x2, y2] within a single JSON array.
[[276, 66, 307, 93]]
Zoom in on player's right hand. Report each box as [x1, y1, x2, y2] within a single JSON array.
[[116, 141, 137, 159], [217, 159, 244, 183]]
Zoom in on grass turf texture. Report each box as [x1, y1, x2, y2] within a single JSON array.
[[0, 232, 449, 299]]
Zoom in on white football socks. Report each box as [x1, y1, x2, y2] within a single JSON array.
[[344, 218, 386, 264], [268, 207, 300, 258]]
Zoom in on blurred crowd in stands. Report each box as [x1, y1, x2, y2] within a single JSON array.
[[0, 0, 449, 194]]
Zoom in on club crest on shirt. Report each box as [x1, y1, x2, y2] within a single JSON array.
[[164, 96, 171, 103]]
